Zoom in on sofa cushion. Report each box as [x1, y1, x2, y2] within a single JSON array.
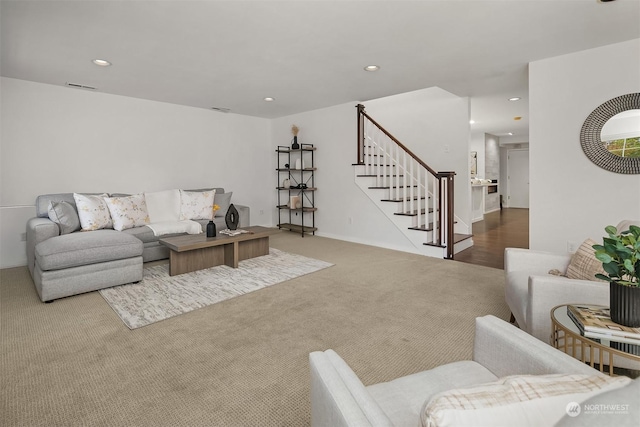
[[214, 191, 232, 217], [145, 189, 180, 223], [104, 194, 150, 231], [179, 189, 216, 220], [566, 239, 607, 282], [367, 360, 497, 427], [35, 230, 143, 271], [74, 193, 113, 231], [421, 373, 630, 427], [121, 225, 159, 243], [48, 201, 81, 235]]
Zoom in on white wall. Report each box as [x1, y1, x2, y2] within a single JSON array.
[[1, 78, 471, 267], [0, 77, 272, 268], [271, 87, 470, 254], [270, 102, 417, 253], [529, 39, 640, 253]]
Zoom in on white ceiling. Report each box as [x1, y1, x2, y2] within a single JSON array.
[[2, 0, 639, 140]]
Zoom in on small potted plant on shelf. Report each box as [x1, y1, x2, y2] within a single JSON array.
[[593, 224, 640, 327]]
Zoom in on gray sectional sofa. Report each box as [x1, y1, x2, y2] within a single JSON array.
[[26, 188, 249, 302]]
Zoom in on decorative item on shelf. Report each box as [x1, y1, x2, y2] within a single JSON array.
[[291, 125, 300, 149], [206, 220, 217, 237], [295, 158, 304, 170], [593, 224, 640, 327], [290, 195, 301, 209], [284, 163, 290, 169], [283, 178, 290, 189], [225, 204, 240, 230]]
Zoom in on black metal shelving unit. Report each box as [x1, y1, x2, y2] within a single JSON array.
[[276, 144, 316, 236]]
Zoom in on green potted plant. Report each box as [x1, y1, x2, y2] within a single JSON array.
[[593, 224, 640, 327]]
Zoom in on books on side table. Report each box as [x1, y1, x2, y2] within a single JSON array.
[[567, 304, 640, 345]]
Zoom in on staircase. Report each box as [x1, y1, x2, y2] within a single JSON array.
[[354, 104, 472, 259]]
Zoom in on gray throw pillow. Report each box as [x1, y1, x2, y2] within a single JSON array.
[[214, 192, 232, 217], [48, 201, 81, 235]]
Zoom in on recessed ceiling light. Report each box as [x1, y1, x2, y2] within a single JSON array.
[[469, 120, 475, 124], [509, 97, 521, 101], [264, 97, 275, 102], [508, 132, 514, 136], [513, 116, 522, 121], [92, 59, 111, 67], [364, 65, 380, 72]]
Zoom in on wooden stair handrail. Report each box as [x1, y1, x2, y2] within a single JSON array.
[[358, 104, 458, 180], [356, 103, 457, 259]]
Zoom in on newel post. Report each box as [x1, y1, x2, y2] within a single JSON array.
[[438, 171, 456, 260]]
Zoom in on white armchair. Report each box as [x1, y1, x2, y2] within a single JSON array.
[[504, 247, 608, 343], [504, 219, 639, 344]]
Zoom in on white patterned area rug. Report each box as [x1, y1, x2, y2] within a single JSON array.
[[99, 248, 333, 329]]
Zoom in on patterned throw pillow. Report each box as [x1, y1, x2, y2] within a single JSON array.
[[422, 374, 630, 427], [566, 238, 607, 281], [73, 193, 113, 231], [104, 194, 150, 231], [47, 201, 81, 235], [179, 189, 216, 220]]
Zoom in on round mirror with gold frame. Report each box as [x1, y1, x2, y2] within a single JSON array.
[[580, 93, 640, 174]]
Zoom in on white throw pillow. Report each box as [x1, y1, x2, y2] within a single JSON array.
[[104, 194, 150, 231], [421, 374, 630, 427], [144, 189, 181, 223], [179, 189, 216, 220], [73, 193, 113, 231]]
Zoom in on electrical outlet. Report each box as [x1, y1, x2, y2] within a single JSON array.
[[259, 209, 264, 215], [20, 232, 27, 241], [567, 241, 578, 253]]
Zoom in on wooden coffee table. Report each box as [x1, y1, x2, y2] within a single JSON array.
[[159, 226, 278, 276]]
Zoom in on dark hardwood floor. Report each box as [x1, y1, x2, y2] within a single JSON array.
[[454, 208, 529, 269]]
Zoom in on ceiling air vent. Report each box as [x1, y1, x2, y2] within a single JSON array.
[[210, 107, 231, 113], [65, 82, 97, 90]]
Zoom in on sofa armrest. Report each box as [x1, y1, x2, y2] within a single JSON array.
[[309, 350, 393, 427], [526, 275, 609, 343], [235, 204, 250, 227], [26, 217, 59, 276], [473, 315, 601, 378], [504, 247, 572, 275]]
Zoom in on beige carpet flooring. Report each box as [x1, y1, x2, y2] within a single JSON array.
[[1, 231, 509, 426]]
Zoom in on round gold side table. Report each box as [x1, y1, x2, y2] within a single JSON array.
[[551, 304, 640, 376]]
